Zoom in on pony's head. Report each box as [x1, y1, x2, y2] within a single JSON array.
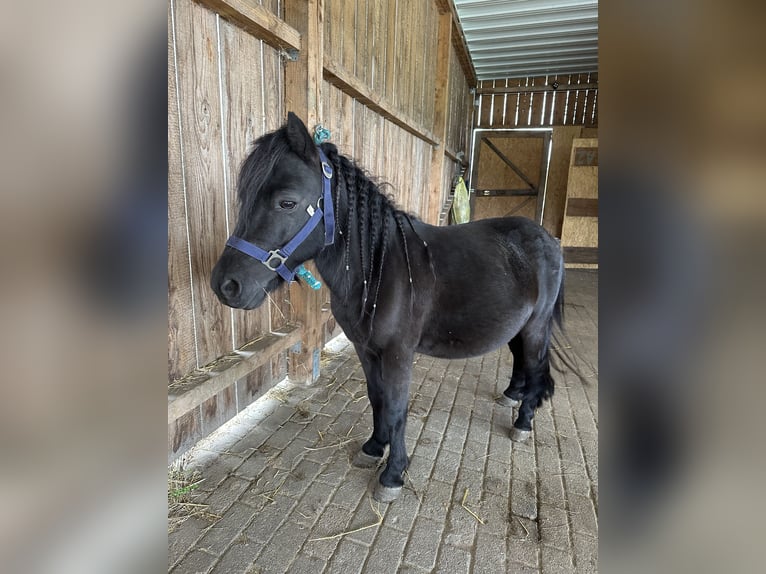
[[211, 112, 329, 309]]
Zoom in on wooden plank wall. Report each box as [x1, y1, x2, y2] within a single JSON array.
[[476, 72, 598, 128], [169, 0, 473, 459], [560, 138, 599, 268]]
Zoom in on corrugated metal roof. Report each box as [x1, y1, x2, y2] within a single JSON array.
[[454, 0, 598, 80]]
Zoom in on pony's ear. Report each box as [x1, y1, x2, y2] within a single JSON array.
[[285, 111, 316, 162]]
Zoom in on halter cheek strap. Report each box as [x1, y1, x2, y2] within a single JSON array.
[[224, 148, 335, 283]]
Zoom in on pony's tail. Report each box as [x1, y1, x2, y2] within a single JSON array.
[[549, 267, 594, 385]]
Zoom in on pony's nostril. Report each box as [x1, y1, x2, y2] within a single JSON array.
[[221, 278, 241, 299]]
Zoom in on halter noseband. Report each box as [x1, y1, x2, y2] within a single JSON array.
[[224, 148, 335, 282]]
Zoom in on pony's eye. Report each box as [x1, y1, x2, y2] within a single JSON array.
[[279, 200, 297, 210]]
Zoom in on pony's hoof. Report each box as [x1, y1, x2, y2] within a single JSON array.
[[511, 427, 532, 442], [352, 450, 382, 468], [496, 394, 520, 407], [373, 483, 402, 503]]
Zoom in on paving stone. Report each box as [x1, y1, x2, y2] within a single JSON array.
[[287, 552, 327, 574], [169, 516, 212, 569], [538, 504, 571, 551], [418, 480, 454, 521], [170, 548, 217, 574], [195, 502, 256, 554], [209, 538, 261, 574], [541, 544, 576, 573], [204, 476, 251, 516], [383, 487, 421, 533], [573, 531, 599, 573], [473, 533, 506, 574], [402, 517, 444, 571], [325, 539, 369, 574], [435, 544, 471, 574], [363, 525, 407, 571], [302, 504, 353, 561], [567, 494, 598, 538], [243, 494, 297, 544]]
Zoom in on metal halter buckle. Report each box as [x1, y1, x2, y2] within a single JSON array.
[[262, 250, 288, 270], [321, 161, 333, 179]]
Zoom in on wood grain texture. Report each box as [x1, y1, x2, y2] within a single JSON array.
[[566, 198, 599, 217], [169, 1, 198, 381], [542, 126, 583, 237], [195, 0, 300, 51], [323, 58, 440, 146], [174, 0, 233, 366], [219, 18, 270, 346], [427, 11, 452, 224]]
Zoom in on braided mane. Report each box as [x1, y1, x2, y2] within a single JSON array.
[[320, 143, 421, 338]]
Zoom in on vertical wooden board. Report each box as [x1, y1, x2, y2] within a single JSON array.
[[413, 0, 425, 126], [365, 0, 377, 93], [552, 74, 568, 125], [323, 0, 334, 60], [517, 80, 532, 127], [220, 19, 270, 347], [263, 44, 284, 131], [339, 87, 355, 156], [174, 0, 233, 365], [588, 89, 598, 126], [169, 2, 197, 380], [342, 0, 357, 75], [542, 125, 584, 237], [543, 80, 556, 126], [262, 0, 281, 18], [503, 78, 522, 127], [494, 79, 508, 127], [235, 364, 271, 411], [262, 42, 292, 329], [574, 73, 588, 125], [530, 76, 547, 126], [200, 384, 237, 435], [376, 113, 386, 178], [355, 0, 368, 86], [353, 99, 366, 169], [168, 407, 202, 461], [478, 81, 492, 127], [370, 0, 385, 96], [424, 2, 437, 129], [384, 0, 398, 104]]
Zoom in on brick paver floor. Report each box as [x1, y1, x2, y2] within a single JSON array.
[[169, 270, 598, 573]]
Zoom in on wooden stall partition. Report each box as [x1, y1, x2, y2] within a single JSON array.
[[560, 138, 599, 268], [168, 0, 298, 461]]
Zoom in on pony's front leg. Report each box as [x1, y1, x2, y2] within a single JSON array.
[[351, 345, 388, 468], [372, 348, 413, 503]]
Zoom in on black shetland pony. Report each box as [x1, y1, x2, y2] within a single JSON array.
[[212, 113, 566, 502]]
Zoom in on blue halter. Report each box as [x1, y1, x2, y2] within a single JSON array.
[[225, 148, 335, 283]]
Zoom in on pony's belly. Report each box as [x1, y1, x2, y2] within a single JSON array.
[[416, 331, 514, 360]]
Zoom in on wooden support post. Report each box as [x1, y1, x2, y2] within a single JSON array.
[[284, 0, 324, 384], [427, 12, 452, 225]]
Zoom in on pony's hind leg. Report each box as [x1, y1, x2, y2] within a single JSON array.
[[511, 324, 556, 442], [497, 335, 525, 407]]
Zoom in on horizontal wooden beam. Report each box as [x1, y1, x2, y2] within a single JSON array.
[[563, 246, 598, 264], [477, 83, 598, 95], [444, 147, 468, 167], [196, 0, 301, 52], [168, 324, 302, 425], [323, 59, 441, 147], [477, 189, 538, 197], [566, 197, 598, 217]]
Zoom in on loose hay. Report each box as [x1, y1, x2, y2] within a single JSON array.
[[168, 465, 219, 533], [460, 488, 485, 525]]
